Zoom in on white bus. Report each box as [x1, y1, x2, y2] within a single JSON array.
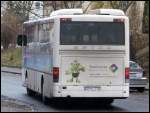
[[17, 9, 130, 104]]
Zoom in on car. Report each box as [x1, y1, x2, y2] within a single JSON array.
[[129, 61, 148, 92]]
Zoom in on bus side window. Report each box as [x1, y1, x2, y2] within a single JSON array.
[[39, 23, 51, 43], [34, 25, 39, 42], [25, 25, 38, 44], [26, 26, 34, 44], [49, 22, 54, 43]]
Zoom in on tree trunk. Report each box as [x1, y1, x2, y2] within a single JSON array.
[[126, 1, 145, 60], [126, 1, 145, 34], [3, 42, 9, 50]]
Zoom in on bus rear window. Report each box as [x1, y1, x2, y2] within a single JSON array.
[[60, 22, 125, 45]]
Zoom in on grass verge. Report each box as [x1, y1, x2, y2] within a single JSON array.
[[1, 48, 22, 67]]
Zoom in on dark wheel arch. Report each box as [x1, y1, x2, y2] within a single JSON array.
[[41, 75, 44, 93], [25, 70, 28, 79], [41, 75, 49, 104]]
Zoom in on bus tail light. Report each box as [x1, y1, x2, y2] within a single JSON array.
[[53, 67, 59, 82], [113, 18, 124, 23], [60, 18, 72, 22], [125, 67, 129, 82]]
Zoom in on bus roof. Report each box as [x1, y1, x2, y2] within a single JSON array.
[[24, 14, 128, 25]]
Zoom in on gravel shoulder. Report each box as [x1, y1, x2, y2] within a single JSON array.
[[1, 95, 35, 112]]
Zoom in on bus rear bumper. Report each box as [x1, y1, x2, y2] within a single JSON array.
[[52, 84, 129, 98]]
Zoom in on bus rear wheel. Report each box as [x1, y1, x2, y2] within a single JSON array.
[[99, 99, 114, 106], [42, 95, 49, 105], [27, 88, 35, 96], [41, 76, 49, 104], [105, 99, 114, 105], [137, 87, 145, 92]]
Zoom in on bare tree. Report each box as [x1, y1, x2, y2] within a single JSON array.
[[143, 1, 149, 33], [6, 1, 34, 22], [42, 1, 84, 17], [61, 1, 83, 9], [1, 1, 40, 49], [51, 1, 59, 10], [1, 9, 21, 49], [110, 1, 134, 12], [108, 1, 146, 60], [83, 1, 93, 13], [126, 1, 145, 60]]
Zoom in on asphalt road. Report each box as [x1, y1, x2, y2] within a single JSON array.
[[1, 72, 149, 112]]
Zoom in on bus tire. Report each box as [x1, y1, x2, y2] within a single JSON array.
[[101, 99, 114, 106], [27, 88, 34, 96], [41, 76, 48, 104], [106, 99, 114, 105], [137, 87, 145, 92], [43, 96, 49, 105]]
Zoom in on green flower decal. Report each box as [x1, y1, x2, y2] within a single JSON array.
[[65, 60, 85, 83]]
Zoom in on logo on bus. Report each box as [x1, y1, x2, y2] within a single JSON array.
[[109, 64, 118, 73]]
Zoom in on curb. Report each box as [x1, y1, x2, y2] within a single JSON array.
[[1, 95, 35, 112], [1, 70, 21, 74], [1, 67, 21, 74], [1, 66, 21, 68]]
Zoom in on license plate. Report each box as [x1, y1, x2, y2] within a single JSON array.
[[84, 86, 101, 91]]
